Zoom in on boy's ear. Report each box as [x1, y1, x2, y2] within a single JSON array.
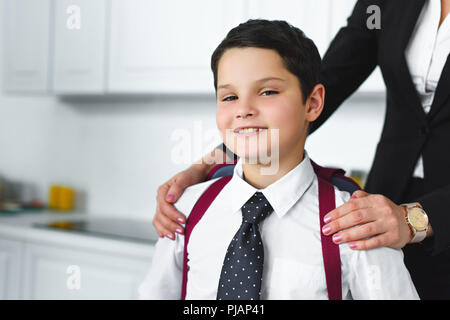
[[305, 84, 325, 122]]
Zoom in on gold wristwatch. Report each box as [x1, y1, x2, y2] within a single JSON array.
[[401, 202, 429, 243]]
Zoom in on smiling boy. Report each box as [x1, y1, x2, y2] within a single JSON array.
[[215, 46, 320, 188], [139, 19, 418, 299]]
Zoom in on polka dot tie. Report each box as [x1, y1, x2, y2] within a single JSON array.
[[216, 192, 273, 300]]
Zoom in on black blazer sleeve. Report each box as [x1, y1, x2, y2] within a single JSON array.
[[418, 185, 450, 255], [310, 0, 379, 134]]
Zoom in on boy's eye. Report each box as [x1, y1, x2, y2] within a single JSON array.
[[222, 95, 238, 102], [261, 90, 279, 96]]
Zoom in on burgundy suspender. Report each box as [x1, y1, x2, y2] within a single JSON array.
[[181, 176, 232, 300], [181, 163, 345, 300], [312, 162, 345, 300], [317, 176, 342, 300]]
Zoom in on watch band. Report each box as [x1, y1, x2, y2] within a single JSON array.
[[401, 203, 428, 244], [411, 229, 427, 243]]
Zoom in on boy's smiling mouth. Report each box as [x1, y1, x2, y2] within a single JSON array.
[[233, 126, 268, 136]]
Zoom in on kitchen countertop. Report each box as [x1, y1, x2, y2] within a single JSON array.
[[0, 210, 158, 259]]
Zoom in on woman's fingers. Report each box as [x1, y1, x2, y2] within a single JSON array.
[[154, 179, 186, 239], [153, 166, 208, 239], [331, 221, 381, 244], [322, 191, 411, 250], [165, 177, 186, 203], [158, 184, 187, 225], [322, 193, 375, 235], [154, 181, 186, 238], [352, 189, 370, 198], [323, 190, 370, 223], [152, 217, 174, 239], [159, 200, 186, 232], [165, 167, 206, 203], [347, 233, 391, 250], [153, 205, 184, 239], [322, 207, 376, 236], [322, 193, 393, 234]]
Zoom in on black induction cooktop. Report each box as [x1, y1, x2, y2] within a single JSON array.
[[33, 217, 160, 244]]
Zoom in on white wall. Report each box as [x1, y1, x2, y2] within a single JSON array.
[[0, 1, 386, 220], [306, 93, 386, 171]]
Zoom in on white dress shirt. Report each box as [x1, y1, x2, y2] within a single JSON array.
[[139, 153, 419, 300], [406, 0, 450, 178]]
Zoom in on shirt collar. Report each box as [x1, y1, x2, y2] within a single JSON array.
[[229, 152, 315, 218]]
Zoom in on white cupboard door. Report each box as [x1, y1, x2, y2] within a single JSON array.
[[52, 0, 108, 93], [328, 0, 385, 94], [3, 0, 51, 93], [0, 238, 23, 299], [22, 243, 152, 300], [247, 0, 332, 57], [108, 0, 246, 94]]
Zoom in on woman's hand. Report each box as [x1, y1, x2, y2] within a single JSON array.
[[153, 146, 232, 239], [321, 190, 413, 250], [153, 164, 210, 239]]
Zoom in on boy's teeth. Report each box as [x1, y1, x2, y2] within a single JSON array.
[[238, 128, 265, 133]]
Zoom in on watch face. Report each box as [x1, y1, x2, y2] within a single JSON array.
[[408, 207, 428, 231]]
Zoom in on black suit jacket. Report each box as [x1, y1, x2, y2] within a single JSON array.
[[311, 0, 450, 257]]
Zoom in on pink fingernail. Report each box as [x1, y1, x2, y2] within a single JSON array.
[[166, 233, 174, 239], [178, 218, 185, 223], [332, 234, 342, 243], [322, 226, 331, 235], [175, 228, 183, 234], [349, 243, 358, 249], [323, 216, 332, 224], [351, 195, 357, 199], [167, 194, 175, 201]]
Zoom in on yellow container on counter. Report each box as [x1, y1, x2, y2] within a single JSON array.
[[49, 185, 75, 211], [49, 185, 60, 209]]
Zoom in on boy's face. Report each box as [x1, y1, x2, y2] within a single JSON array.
[[216, 47, 310, 164]]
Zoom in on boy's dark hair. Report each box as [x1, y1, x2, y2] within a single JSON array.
[[211, 19, 321, 103]]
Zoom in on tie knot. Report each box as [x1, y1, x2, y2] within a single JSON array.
[[241, 192, 273, 225]]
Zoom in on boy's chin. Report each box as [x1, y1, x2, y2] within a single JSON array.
[[235, 149, 274, 165]]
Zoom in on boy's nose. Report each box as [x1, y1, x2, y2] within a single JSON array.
[[236, 110, 254, 119], [235, 101, 256, 119]]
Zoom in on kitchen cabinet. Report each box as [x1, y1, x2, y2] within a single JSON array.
[[2, 0, 385, 95], [0, 213, 156, 300], [0, 238, 23, 299], [21, 242, 151, 299], [107, 0, 246, 93], [52, 0, 108, 93], [3, 0, 52, 93]]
